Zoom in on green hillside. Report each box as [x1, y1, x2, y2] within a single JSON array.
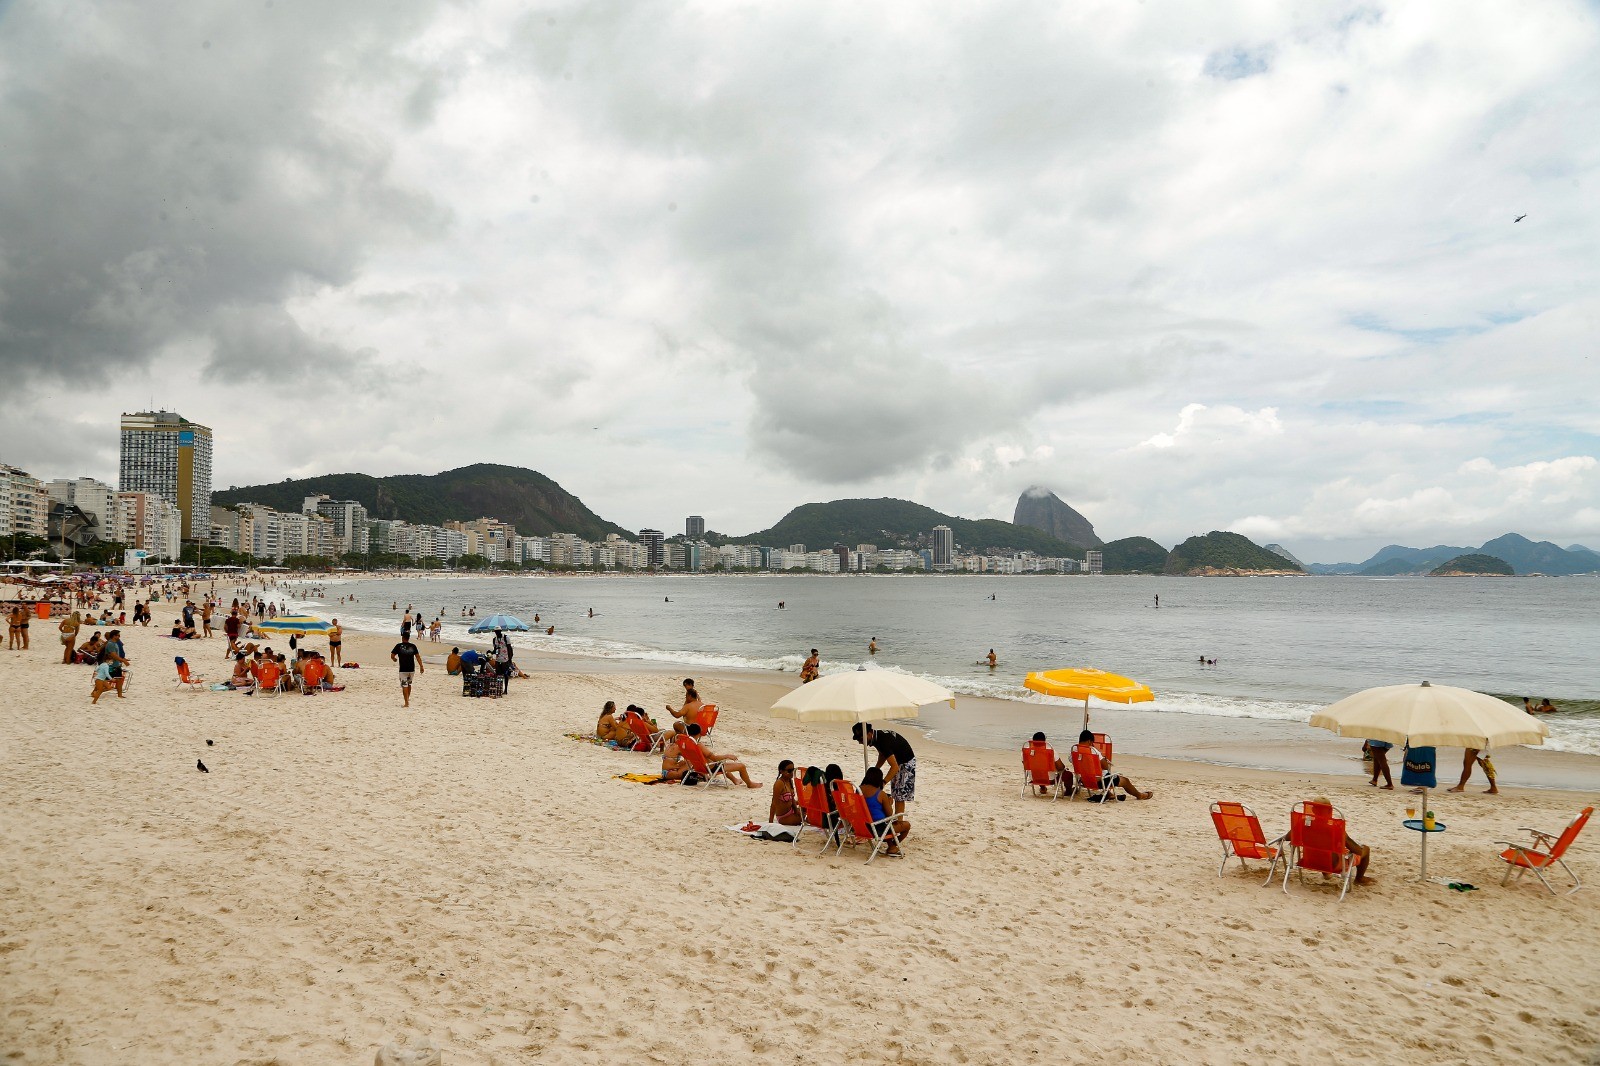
[[213, 464, 630, 541], [1103, 536, 1168, 574], [1164, 531, 1304, 575], [1429, 554, 1514, 576], [742, 498, 1086, 557], [1359, 557, 1434, 576]]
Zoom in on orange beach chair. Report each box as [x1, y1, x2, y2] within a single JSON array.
[[1021, 741, 1064, 799], [1067, 743, 1116, 803], [828, 780, 899, 864], [792, 768, 835, 850], [1496, 806, 1592, 895], [1270, 801, 1359, 900], [693, 704, 719, 738], [676, 733, 730, 789], [173, 657, 205, 688], [624, 710, 665, 753], [1209, 801, 1283, 877]]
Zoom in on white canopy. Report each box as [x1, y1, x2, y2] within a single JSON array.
[[1309, 682, 1548, 750]]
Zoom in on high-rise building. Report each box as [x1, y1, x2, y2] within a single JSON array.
[[1085, 550, 1103, 574], [639, 529, 665, 568], [302, 495, 371, 555], [118, 410, 213, 542], [115, 491, 182, 560], [686, 515, 706, 538], [1, 464, 49, 539], [931, 524, 954, 568]]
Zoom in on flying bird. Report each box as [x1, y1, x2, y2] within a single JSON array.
[[197, 759, 209, 773], [1514, 214, 1527, 223]]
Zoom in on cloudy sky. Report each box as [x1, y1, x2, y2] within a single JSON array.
[[1, 0, 1596, 561]]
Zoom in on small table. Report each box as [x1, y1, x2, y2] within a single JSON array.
[[1402, 818, 1447, 881]]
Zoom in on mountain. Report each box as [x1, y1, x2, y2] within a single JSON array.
[[1163, 531, 1304, 575], [1365, 543, 1475, 569], [1103, 536, 1168, 575], [1478, 533, 1600, 576], [1359, 557, 1434, 576], [1568, 544, 1594, 553], [212, 464, 630, 541], [741, 498, 1086, 557], [1264, 543, 1303, 566], [1430, 554, 1514, 576], [1012, 488, 1103, 548]]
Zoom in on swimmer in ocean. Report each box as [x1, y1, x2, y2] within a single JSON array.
[[985, 649, 997, 668], [869, 637, 878, 655]]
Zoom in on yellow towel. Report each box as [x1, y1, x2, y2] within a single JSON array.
[[613, 773, 666, 784]]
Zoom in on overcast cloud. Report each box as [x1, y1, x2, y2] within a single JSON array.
[[1, 0, 1596, 561]]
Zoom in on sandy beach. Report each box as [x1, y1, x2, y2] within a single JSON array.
[[3, 619, 1599, 1064]]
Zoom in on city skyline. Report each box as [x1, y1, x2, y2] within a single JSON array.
[[1, 4, 1597, 561]]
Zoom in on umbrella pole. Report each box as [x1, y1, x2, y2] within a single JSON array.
[[1082, 698, 1089, 733], [1420, 786, 1430, 882]]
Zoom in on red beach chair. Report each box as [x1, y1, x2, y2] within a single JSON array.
[[1021, 741, 1063, 799], [1496, 806, 1592, 895], [1090, 733, 1113, 761], [173, 657, 205, 688], [1067, 743, 1115, 803], [829, 780, 898, 864], [1209, 801, 1283, 877], [693, 704, 719, 738], [792, 768, 835, 851], [624, 710, 664, 753], [1272, 801, 1359, 900], [676, 733, 730, 789]]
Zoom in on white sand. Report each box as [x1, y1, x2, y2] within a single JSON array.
[[2, 620, 1598, 1064]]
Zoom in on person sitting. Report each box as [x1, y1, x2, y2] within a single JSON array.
[[446, 648, 463, 676], [1026, 731, 1072, 785], [254, 656, 283, 694], [596, 701, 634, 745], [229, 653, 253, 690], [659, 722, 689, 783], [769, 760, 803, 827], [301, 655, 329, 691], [76, 632, 106, 665], [1310, 795, 1374, 886], [800, 649, 820, 683], [859, 767, 911, 856], [686, 722, 761, 789], [666, 678, 702, 722], [169, 619, 188, 639], [1075, 729, 1153, 800]]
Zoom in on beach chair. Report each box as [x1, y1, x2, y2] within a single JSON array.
[[1021, 741, 1064, 799], [1209, 801, 1284, 877], [676, 734, 730, 789], [1271, 801, 1359, 900], [1090, 733, 1113, 761], [1496, 806, 1592, 895], [1067, 743, 1116, 803], [624, 710, 665, 753], [173, 656, 205, 688], [693, 704, 719, 738], [252, 664, 282, 699], [792, 768, 836, 850], [828, 780, 899, 863]]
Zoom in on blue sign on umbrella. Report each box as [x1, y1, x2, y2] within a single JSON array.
[[468, 614, 531, 634], [1401, 746, 1437, 789]]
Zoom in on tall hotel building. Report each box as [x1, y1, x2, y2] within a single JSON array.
[[119, 410, 213, 541]]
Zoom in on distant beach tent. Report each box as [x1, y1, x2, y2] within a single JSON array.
[[254, 615, 333, 635], [771, 666, 955, 770], [468, 614, 531, 633], [1023, 667, 1155, 731]]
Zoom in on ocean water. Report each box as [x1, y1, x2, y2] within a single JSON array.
[[280, 573, 1600, 756]]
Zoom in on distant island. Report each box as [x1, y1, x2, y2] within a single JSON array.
[[1163, 531, 1305, 576], [1304, 534, 1600, 576], [1429, 554, 1514, 576]]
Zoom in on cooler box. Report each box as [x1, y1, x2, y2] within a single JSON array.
[[35, 602, 50, 619]]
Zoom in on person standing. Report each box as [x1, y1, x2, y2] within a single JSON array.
[[800, 649, 820, 683], [1367, 739, 1394, 789], [1449, 748, 1498, 795], [868, 638, 878, 656], [327, 619, 343, 666], [400, 614, 412, 643], [851, 722, 917, 816], [201, 601, 214, 638], [491, 628, 514, 691], [58, 610, 82, 664], [391, 636, 423, 708]]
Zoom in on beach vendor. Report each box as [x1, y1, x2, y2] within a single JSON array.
[[852, 722, 918, 816]]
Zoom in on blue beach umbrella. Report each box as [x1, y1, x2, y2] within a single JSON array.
[[254, 615, 333, 635], [468, 614, 531, 634]]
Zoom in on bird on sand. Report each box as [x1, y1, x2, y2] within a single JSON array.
[[1514, 214, 1527, 222], [206, 739, 214, 746], [197, 759, 209, 773]]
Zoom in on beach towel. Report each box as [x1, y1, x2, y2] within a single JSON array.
[[614, 773, 667, 784], [725, 822, 798, 842], [566, 732, 608, 746]]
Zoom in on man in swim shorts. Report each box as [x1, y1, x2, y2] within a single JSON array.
[[391, 637, 423, 708]]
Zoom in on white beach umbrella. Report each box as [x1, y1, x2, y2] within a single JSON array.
[[771, 667, 955, 771], [1309, 682, 1548, 749], [1310, 681, 1547, 880]]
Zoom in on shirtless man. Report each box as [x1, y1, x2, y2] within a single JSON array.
[[985, 649, 998, 668], [666, 677, 701, 721], [686, 723, 761, 788]]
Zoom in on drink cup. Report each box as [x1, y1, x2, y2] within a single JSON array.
[[1406, 807, 1416, 820]]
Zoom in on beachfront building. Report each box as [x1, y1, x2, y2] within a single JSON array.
[[639, 529, 664, 568], [46, 478, 118, 541], [685, 515, 705, 538], [118, 410, 213, 542], [1086, 550, 1103, 574], [115, 491, 182, 561], [303, 495, 371, 555], [931, 524, 954, 569], [0, 464, 49, 540], [518, 536, 550, 565]]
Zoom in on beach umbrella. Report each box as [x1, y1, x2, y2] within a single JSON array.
[[254, 615, 333, 635], [468, 614, 530, 633], [1023, 667, 1154, 731], [1309, 682, 1548, 880], [771, 666, 954, 771]]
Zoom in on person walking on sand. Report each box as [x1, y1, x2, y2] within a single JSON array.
[[327, 619, 343, 666], [391, 636, 423, 708], [1449, 748, 1498, 795], [1367, 739, 1394, 789]]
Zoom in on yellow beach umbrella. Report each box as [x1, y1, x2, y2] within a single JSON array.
[[1023, 667, 1154, 731]]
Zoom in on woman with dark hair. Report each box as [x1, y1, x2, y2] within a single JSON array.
[[860, 767, 911, 856], [768, 761, 802, 827]]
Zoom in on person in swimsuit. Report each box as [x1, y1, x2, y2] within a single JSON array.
[[8, 605, 26, 651], [769, 761, 802, 827], [985, 649, 997, 667], [1449, 748, 1498, 795], [686, 723, 761, 788], [667, 678, 702, 721], [1367, 739, 1394, 789], [58, 611, 82, 665], [800, 649, 820, 683], [859, 767, 911, 856], [327, 620, 343, 666]]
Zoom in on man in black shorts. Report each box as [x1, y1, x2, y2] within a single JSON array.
[[391, 637, 423, 707], [852, 722, 916, 816]]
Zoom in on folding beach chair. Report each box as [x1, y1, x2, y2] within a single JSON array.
[[792, 768, 836, 850], [676, 734, 731, 789], [1090, 733, 1113, 761], [624, 710, 665, 753], [693, 704, 719, 738], [828, 780, 899, 863], [1209, 801, 1283, 877], [1271, 801, 1359, 900], [1021, 741, 1064, 799], [1067, 743, 1116, 803], [1496, 806, 1592, 896], [173, 656, 205, 688], [251, 663, 283, 699]]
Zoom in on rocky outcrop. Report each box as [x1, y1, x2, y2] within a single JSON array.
[[1013, 488, 1103, 548]]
